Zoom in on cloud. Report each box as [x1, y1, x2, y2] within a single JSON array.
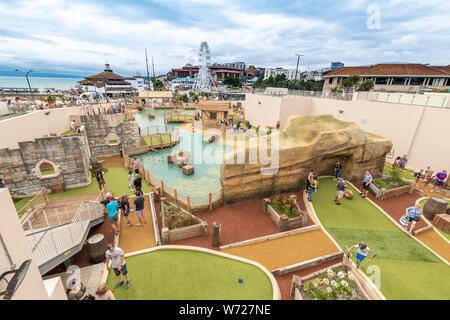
[[0, 0, 448, 76]]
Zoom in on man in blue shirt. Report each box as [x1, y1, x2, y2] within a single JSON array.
[[404, 203, 423, 234], [360, 171, 372, 199], [106, 194, 120, 236]]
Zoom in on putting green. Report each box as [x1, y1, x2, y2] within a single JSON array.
[[14, 168, 151, 213], [106, 249, 274, 300], [312, 178, 450, 300]]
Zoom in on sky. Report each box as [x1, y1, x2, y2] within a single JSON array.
[[0, 0, 449, 77]]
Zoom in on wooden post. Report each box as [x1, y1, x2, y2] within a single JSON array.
[[147, 127, 149, 136], [44, 191, 49, 205], [161, 180, 164, 194], [220, 188, 223, 204], [29, 200, 34, 210], [187, 196, 191, 212], [174, 189, 177, 203], [209, 193, 212, 212]]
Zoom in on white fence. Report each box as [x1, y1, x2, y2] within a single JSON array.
[[355, 91, 450, 108], [253, 88, 354, 101], [27, 202, 104, 266]]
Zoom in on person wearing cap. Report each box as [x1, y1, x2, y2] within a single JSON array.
[[106, 194, 120, 236], [67, 279, 95, 300], [348, 243, 373, 269], [431, 170, 448, 194], [105, 244, 130, 289]]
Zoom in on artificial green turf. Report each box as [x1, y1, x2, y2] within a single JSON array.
[[40, 169, 55, 176], [312, 178, 450, 300], [360, 258, 450, 300], [13, 168, 151, 213], [107, 249, 273, 300]]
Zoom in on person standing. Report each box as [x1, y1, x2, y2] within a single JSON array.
[[105, 244, 130, 289], [334, 161, 342, 180], [306, 169, 315, 191], [70, 120, 77, 132], [360, 171, 372, 199], [276, 120, 280, 130], [404, 203, 423, 234], [134, 190, 147, 226], [431, 170, 448, 194], [106, 195, 120, 236], [131, 156, 141, 174], [128, 169, 134, 190], [119, 194, 133, 227], [348, 243, 373, 269], [133, 173, 142, 193], [335, 178, 347, 205], [95, 283, 116, 300], [307, 175, 318, 202], [95, 167, 105, 190]]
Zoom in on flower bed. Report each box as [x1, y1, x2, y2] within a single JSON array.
[[291, 264, 369, 300], [160, 200, 208, 244], [370, 166, 413, 200], [263, 195, 308, 231]]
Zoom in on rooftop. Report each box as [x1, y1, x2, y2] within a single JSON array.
[[324, 63, 450, 77]]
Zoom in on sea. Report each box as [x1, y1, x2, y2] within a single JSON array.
[[0, 76, 83, 90]]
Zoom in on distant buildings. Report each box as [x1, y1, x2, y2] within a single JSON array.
[[301, 70, 323, 81], [264, 68, 301, 80], [212, 62, 246, 70], [330, 62, 344, 71], [171, 77, 197, 90], [78, 64, 137, 97], [323, 63, 450, 93]]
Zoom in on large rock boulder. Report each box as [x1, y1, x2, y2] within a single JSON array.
[[221, 115, 392, 204], [423, 197, 448, 220]]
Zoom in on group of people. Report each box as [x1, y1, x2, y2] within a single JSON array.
[[108, 103, 126, 114], [414, 167, 448, 194], [306, 161, 343, 202], [67, 243, 130, 300], [393, 154, 408, 169]]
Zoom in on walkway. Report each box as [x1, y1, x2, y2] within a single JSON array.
[[118, 194, 156, 253], [313, 178, 450, 300]]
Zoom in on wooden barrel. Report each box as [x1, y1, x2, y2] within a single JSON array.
[[87, 234, 108, 264], [423, 197, 448, 220]]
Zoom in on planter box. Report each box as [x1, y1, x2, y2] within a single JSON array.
[[263, 198, 308, 232], [160, 201, 208, 244], [369, 180, 414, 200], [290, 261, 371, 300]]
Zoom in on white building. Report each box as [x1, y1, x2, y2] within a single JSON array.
[[264, 68, 301, 80], [302, 70, 323, 81]]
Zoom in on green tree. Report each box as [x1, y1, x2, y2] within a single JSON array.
[[341, 75, 361, 92], [358, 79, 375, 91], [177, 94, 188, 102], [46, 95, 56, 105]]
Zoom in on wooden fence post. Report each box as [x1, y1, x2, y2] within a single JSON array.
[[44, 191, 49, 205], [174, 189, 177, 203], [147, 127, 149, 136], [161, 180, 164, 194], [209, 193, 212, 212], [187, 196, 191, 212]]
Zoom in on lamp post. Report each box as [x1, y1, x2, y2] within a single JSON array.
[[13, 69, 37, 110], [293, 53, 304, 87]]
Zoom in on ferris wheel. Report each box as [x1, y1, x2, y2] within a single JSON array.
[[194, 41, 215, 92]]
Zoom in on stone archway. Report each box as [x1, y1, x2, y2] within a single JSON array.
[[34, 159, 61, 179], [105, 132, 120, 146]]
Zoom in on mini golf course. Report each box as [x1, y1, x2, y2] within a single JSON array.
[[311, 178, 450, 300], [106, 249, 274, 300]]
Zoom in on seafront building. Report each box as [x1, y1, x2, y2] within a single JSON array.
[[78, 64, 138, 97], [264, 67, 301, 81], [323, 63, 450, 93]]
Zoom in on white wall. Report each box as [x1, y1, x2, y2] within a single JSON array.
[[244, 93, 450, 172], [0, 102, 8, 116], [0, 189, 51, 300], [0, 107, 83, 149]]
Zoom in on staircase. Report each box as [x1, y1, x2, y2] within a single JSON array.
[[25, 202, 105, 275]]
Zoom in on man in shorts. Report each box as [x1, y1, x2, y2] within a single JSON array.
[[106, 195, 120, 236], [95, 167, 105, 190], [348, 242, 373, 269], [133, 173, 142, 193], [105, 244, 130, 289], [405, 203, 423, 234], [134, 190, 147, 226], [335, 178, 347, 205], [360, 171, 372, 199]]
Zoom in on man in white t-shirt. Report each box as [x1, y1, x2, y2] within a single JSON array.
[[348, 242, 373, 269], [105, 244, 130, 289]]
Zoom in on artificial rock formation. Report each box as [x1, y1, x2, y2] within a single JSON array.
[[220, 114, 392, 204]]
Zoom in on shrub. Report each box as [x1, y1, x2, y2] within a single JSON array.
[[270, 195, 299, 218]]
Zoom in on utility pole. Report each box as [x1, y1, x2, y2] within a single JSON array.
[[145, 48, 151, 91], [294, 53, 304, 86], [152, 56, 156, 79]]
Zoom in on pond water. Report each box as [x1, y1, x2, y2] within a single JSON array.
[[133, 110, 229, 202]]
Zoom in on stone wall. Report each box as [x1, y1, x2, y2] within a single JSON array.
[[80, 114, 141, 158], [0, 135, 91, 197]]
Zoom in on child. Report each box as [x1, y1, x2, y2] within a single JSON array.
[[119, 194, 133, 227], [128, 169, 134, 190], [414, 169, 424, 185], [348, 243, 373, 269]]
